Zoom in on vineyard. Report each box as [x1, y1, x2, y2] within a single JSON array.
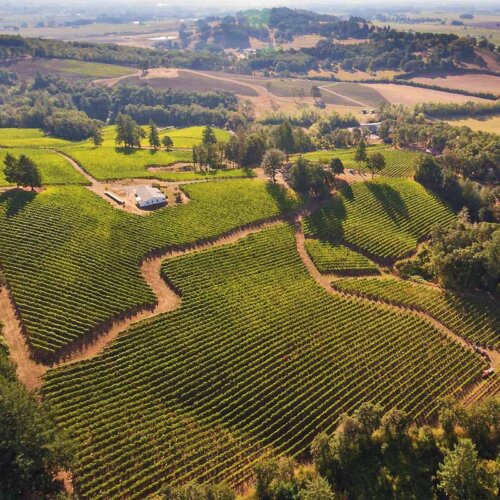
[[304, 239, 379, 274], [42, 225, 486, 499], [0, 181, 296, 357], [298, 147, 421, 178], [331, 277, 500, 349], [0, 148, 89, 186], [303, 178, 455, 260]]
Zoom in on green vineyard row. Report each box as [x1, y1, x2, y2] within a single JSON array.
[[42, 226, 485, 498]]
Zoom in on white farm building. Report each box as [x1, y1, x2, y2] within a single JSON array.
[[133, 186, 166, 208]]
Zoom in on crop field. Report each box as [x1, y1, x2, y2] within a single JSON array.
[[360, 83, 490, 105], [445, 116, 500, 134], [410, 74, 500, 95], [0, 148, 89, 186], [0, 128, 74, 148], [42, 225, 485, 498], [115, 69, 259, 96], [0, 58, 136, 82], [331, 277, 500, 349], [303, 179, 455, 260], [320, 83, 388, 107], [0, 181, 297, 356], [305, 239, 379, 274], [298, 146, 421, 178]]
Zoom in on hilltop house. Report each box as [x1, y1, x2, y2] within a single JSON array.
[[133, 186, 166, 208]]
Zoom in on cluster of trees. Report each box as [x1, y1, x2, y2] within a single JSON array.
[[3, 153, 42, 189], [397, 208, 499, 293], [0, 69, 238, 134], [384, 117, 499, 185], [0, 324, 72, 497], [414, 156, 497, 221], [160, 398, 500, 499], [414, 101, 500, 119]]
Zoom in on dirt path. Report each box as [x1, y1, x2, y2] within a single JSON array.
[[0, 288, 45, 391]]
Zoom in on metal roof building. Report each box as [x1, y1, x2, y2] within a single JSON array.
[[133, 186, 166, 208]]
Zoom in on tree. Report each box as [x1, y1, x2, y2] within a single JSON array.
[[329, 158, 344, 180], [311, 85, 321, 99], [91, 127, 103, 148], [148, 120, 160, 150], [3, 153, 21, 187], [437, 439, 493, 499], [301, 476, 335, 500], [202, 125, 217, 145], [20, 155, 42, 190], [115, 113, 143, 148], [254, 458, 278, 500], [162, 135, 173, 151], [367, 152, 386, 179], [354, 139, 367, 173], [0, 338, 73, 496], [290, 156, 310, 195], [3, 154, 42, 190], [261, 149, 285, 183], [275, 121, 295, 160], [414, 156, 443, 191]]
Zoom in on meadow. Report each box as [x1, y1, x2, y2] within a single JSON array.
[[159, 126, 232, 148], [0, 148, 89, 186], [332, 277, 500, 349], [0, 181, 297, 357], [42, 225, 484, 498], [297, 146, 421, 178], [303, 178, 455, 260], [0, 128, 74, 148]]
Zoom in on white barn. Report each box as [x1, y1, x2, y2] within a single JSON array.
[[133, 186, 166, 208]]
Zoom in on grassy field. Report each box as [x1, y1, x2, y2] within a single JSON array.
[[0, 181, 297, 356], [445, 116, 500, 134], [332, 277, 500, 348], [305, 239, 379, 274], [42, 224, 484, 497], [297, 146, 422, 178], [0, 149, 88, 186], [1, 59, 136, 82], [321, 82, 388, 107], [303, 178, 455, 260], [65, 145, 253, 182], [0, 128, 74, 148]]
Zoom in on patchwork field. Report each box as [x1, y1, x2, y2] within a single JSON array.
[[332, 277, 500, 349], [410, 73, 500, 95], [0, 181, 296, 357], [303, 178, 455, 260], [0, 148, 88, 186], [297, 146, 421, 178], [41, 224, 484, 497]]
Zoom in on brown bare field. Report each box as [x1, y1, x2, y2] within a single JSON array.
[[101, 69, 259, 96], [279, 34, 323, 50], [410, 74, 500, 94], [360, 83, 490, 105]]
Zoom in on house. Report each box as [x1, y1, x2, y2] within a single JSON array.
[[133, 186, 166, 208]]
